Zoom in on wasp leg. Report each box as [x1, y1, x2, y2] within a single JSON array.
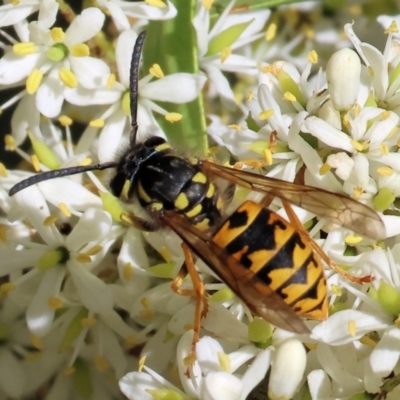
[[120, 212, 158, 231], [171, 243, 209, 364], [282, 200, 372, 284]]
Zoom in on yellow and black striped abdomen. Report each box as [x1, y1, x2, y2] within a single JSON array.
[[212, 200, 327, 320]]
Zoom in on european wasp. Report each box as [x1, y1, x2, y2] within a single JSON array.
[[9, 31, 385, 348]]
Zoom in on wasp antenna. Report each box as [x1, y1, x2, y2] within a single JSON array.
[[130, 30, 147, 146], [9, 161, 118, 196]]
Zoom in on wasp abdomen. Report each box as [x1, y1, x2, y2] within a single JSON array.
[[212, 200, 328, 320]]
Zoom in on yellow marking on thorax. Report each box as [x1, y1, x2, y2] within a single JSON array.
[[175, 192, 189, 210], [155, 142, 171, 152], [138, 180, 152, 203], [121, 180, 131, 201], [192, 172, 207, 183], [206, 183, 215, 198], [150, 202, 163, 212], [185, 204, 202, 218], [194, 218, 210, 231]]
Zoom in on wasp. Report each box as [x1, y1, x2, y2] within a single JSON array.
[[9, 31, 385, 349]]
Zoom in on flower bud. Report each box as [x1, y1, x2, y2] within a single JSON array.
[[327, 48, 361, 111], [268, 339, 306, 400]]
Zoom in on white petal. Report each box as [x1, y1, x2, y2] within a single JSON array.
[[141, 73, 206, 103], [26, 267, 65, 336], [202, 303, 248, 341], [97, 323, 127, 378], [0, 3, 38, 27], [38, 0, 58, 28], [176, 330, 203, 397], [119, 371, 161, 400], [68, 260, 113, 313], [12, 186, 63, 246], [64, 85, 123, 106], [116, 30, 137, 87], [117, 1, 177, 20], [64, 8, 105, 46], [311, 310, 391, 345], [100, 1, 130, 31], [38, 178, 102, 213], [307, 369, 333, 400], [240, 348, 272, 400], [98, 108, 127, 163], [301, 116, 354, 153], [0, 349, 26, 397], [11, 95, 40, 146], [0, 249, 43, 276], [316, 343, 363, 393], [203, 64, 236, 110], [369, 326, 400, 375], [66, 208, 112, 251], [69, 56, 109, 89], [0, 52, 41, 84], [196, 336, 224, 374], [201, 372, 243, 400], [36, 70, 64, 118]]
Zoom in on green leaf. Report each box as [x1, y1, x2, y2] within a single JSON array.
[[144, 0, 207, 155]]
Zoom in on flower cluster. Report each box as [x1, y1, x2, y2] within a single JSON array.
[[1, 1, 400, 400]]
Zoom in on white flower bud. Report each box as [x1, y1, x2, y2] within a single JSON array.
[[268, 339, 306, 400], [326, 48, 361, 111]]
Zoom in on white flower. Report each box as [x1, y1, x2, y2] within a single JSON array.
[[193, 0, 270, 110], [0, 7, 108, 119], [97, 0, 177, 31], [76, 29, 206, 162], [120, 331, 272, 400]]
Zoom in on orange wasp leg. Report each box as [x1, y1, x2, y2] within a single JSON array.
[[281, 200, 372, 284], [171, 243, 209, 363]]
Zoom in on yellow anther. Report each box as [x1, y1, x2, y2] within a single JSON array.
[[377, 166, 394, 176], [0, 163, 7, 177], [319, 163, 331, 175], [76, 254, 91, 263], [348, 320, 356, 336], [58, 115, 73, 126], [266, 23, 277, 41], [259, 109, 274, 120], [89, 119, 105, 128], [58, 68, 78, 88], [107, 73, 116, 88], [165, 113, 183, 123], [70, 43, 89, 57], [380, 143, 389, 155], [384, 21, 399, 34], [345, 235, 363, 245], [149, 63, 164, 78], [220, 47, 232, 63], [48, 297, 64, 309], [26, 69, 43, 94], [13, 42, 38, 56], [50, 27, 65, 43], [308, 50, 318, 64], [43, 215, 59, 226], [283, 91, 297, 102], [31, 154, 40, 172], [145, 0, 166, 7], [58, 203, 71, 217]]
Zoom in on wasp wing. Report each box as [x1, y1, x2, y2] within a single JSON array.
[[162, 212, 310, 334], [201, 161, 385, 240]]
